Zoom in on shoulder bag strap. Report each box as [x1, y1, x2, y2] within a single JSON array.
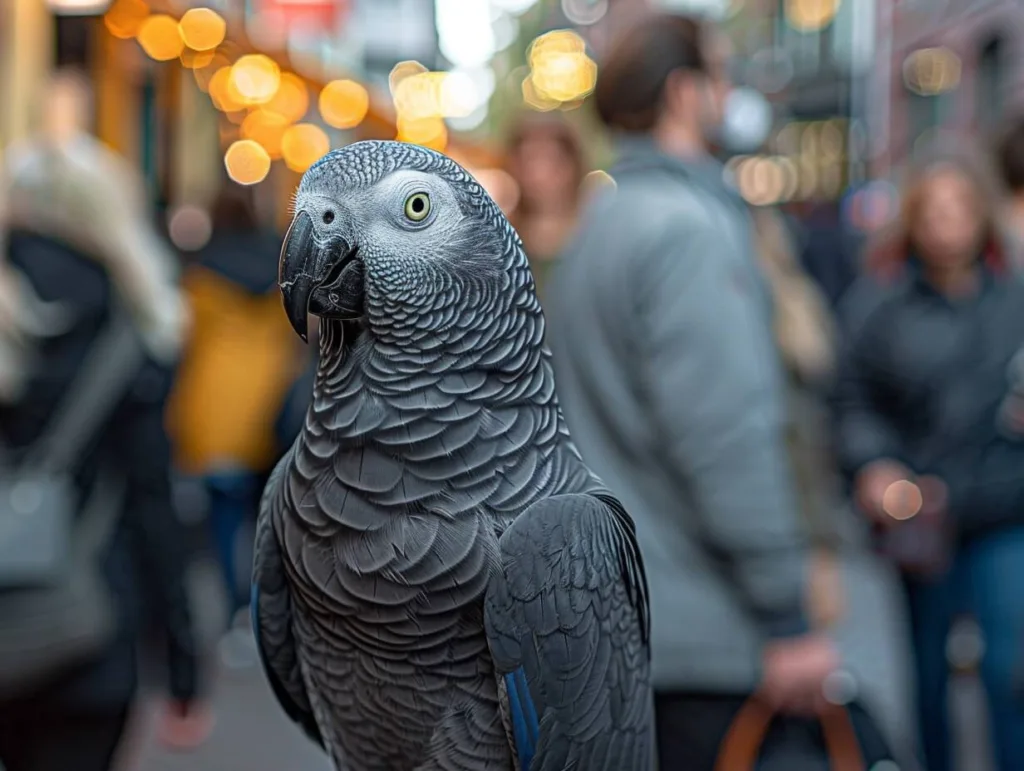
[[714, 696, 865, 771], [21, 304, 147, 476]]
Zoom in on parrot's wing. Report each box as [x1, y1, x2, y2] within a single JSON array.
[[484, 492, 654, 771], [252, 453, 324, 748]]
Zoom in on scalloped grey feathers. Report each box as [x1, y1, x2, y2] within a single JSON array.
[[252, 140, 653, 771]]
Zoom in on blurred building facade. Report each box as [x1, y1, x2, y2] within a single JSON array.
[[0, 0, 500, 241], [1, 0, 55, 148], [880, 0, 1024, 173]]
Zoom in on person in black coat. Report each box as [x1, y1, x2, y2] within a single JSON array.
[[834, 147, 1024, 771], [0, 71, 201, 771]]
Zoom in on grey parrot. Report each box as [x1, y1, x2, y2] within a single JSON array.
[[253, 139, 653, 771]]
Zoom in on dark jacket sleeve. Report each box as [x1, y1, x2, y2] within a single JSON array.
[[113, 358, 201, 704], [635, 216, 809, 639], [832, 291, 904, 479]]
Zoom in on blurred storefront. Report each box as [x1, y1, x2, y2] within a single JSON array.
[[1, 0, 55, 148], [650, 0, 865, 209], [880, 0, 1024, 173], [1, 0, 501, 237]]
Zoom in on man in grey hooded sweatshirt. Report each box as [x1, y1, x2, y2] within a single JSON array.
[[545, 14, 910, 770]]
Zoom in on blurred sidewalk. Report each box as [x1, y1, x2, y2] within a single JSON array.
[[122, 668, 330, 771], [115, 557, 994, 771], [118, 556, 330, 771]]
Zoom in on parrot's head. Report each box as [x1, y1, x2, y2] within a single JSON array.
[[279, 140, 529, 344]]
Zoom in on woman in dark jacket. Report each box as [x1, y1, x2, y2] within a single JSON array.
[[0, 71, 199, 771], [834, 147, 1024, 771]]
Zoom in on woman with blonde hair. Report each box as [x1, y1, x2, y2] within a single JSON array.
[[835, 145, 1024, 771], [0, 69, 204, 770]]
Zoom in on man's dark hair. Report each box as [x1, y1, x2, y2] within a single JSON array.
[[594, 14, 708, 134], [995, 116, 1024, 193]]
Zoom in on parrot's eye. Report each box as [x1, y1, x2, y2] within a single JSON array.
[[322, 210, 335, 225], [403, 192, 431, 222]]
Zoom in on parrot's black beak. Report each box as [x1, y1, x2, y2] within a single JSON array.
[[280, 211, 317, 342], [279, 210, 364, 343]]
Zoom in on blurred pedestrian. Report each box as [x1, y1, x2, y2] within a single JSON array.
[[0, 68, 202, 771], [793, 202, 863, 310], [994, 115, 1024, 270], [835, 146, 1024, 771], [505, 114, 587, 303], [545, 14, 901, 770], [165, 180, 302, 664], [750, 203, 918, 763], [750, 204, 840, 545]]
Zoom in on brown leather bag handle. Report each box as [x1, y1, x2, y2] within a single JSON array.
[[713, 697, 865, 771]]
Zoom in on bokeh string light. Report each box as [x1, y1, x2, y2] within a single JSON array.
[[208, 66, 245, 113], [784, 0, 841, 33], [136, 14, 184, 61], [224, 139, 272, 185], [229, 55, 282, 106], [882, 480, 924, 522], [180, 48, 216, 70], [386, 60, 492, 151], [178, 7, 226, 52], [105, 2, 360, 178], [903, 47, 962, 97], [726, 119, 850, 205], [264, 73, 310, 124], [319, 80, 370, 130], [521, 30, 597, 111], [281, 124, 331, 174], [103, 0, 149, 39], [105, 2, 593, 178], [241, 110, 291, 160]]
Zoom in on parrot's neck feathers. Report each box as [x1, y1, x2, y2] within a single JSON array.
[[315, 237, 549, 391]]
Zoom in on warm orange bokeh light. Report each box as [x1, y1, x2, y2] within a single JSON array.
[[229, 55, 282, 106], [396, 116, 448, 153], [178, 8, 227, 52], [319, 80, 370, 129], [281, 124, 331, 173], [209, 67, 245, 112], [225, 140, 272, 185], [103, 0, 149, 39], [786, 0, 841, 33], [241, 109, 291, 159], [393, 72, 448, 120], [521, 74, 559, 112], [389, 61, 429, 99], [263, 73, 310, 124], [136, 14, 185, 62], [180, 48, 216, 69], [882, 479, 924, 521], [192, 54, 229, 92]]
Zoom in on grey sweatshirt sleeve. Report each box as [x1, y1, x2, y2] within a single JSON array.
[[636, 215, 809, 639]]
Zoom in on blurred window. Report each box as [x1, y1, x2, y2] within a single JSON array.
[[907, 89, 948, 147], [977, 36, 1005, 133], [774, 0, 838, 75], [54, 14, 91, 69]]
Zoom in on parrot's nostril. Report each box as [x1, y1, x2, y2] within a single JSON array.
[[323, 210, 335, 225]]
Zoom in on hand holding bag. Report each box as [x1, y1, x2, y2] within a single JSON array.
[[0, 306, 145, 697], [714, 697, 865, 771]]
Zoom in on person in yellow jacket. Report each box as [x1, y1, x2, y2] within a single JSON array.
[[166, 183, 301, 646]]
